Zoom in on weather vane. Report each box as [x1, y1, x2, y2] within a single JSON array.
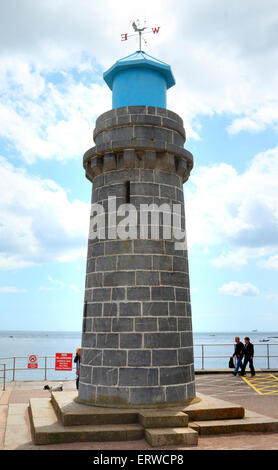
[[121, 20, 160, 51]]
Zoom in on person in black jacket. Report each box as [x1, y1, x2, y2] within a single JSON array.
[[74, 347, 81, 389], [232, 337, 245, 376], [240, 337, 255, 376]]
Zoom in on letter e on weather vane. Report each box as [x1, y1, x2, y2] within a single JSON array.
[[121, 20, 160, 51]]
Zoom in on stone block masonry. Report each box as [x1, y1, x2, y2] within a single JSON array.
[[78, 106, 195, 408]]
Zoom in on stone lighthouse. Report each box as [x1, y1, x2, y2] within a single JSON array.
[[78, 50, 195, 408]]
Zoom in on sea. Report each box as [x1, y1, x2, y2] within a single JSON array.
[[0, 330, 277, 383]]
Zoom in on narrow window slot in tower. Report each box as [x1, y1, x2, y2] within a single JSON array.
[[125, 181, 130, 204], [82, 301, 87, 333]]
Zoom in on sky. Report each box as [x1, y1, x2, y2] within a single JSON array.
[[0, 0, 278, 332]]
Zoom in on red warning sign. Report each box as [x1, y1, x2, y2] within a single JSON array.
[[55, 353, 73, 371], [28, 363, 38, 369], [28, 354, 38, 369]]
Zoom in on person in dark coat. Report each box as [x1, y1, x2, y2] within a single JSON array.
[[240, 337, 255, 376], [232, 336, 245, 376], [74, 347, 81, 389]]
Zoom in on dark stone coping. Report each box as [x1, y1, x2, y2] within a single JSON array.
[[83, 140, 193, 170], [96, 106, 184, 127]]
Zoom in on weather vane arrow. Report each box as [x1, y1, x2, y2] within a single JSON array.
[[121, 19, 160, 51]]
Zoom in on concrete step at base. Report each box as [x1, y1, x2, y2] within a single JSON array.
[[190, 410, 278, 435], [29, 393, 278, 446], [51, 391, 138, 426], [52, 392, 189, 428], [145, 427, 198, 447], [29, 398, 143, 445], [139, 410, 188, 428], [184, 393, 245, 421]]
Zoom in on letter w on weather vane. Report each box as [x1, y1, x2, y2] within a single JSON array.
[[121, 19, 160, 51]]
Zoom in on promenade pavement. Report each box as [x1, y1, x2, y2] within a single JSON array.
[[1, 372, 278, 451]]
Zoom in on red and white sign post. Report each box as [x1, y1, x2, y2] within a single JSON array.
[[55, 353, 73, 371], [28, 354, 38, 369]]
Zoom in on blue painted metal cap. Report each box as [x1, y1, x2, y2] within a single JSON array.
[[103, 51, 175, 109]]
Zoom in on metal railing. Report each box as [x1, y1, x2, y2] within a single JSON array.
[[0, 364, 6, 391], [0, 344, 277, 383], [0, 356, 56, 382], [195, 343, 278, 370]]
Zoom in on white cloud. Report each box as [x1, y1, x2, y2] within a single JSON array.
[[185, 145, 278, 268], [163, 1, 278, 137], [0, 0, 278, 160], [219, 281, 259, 297], [227, 103, 278, 135], [0, 286, 27, 293], [0, 0, 165, 69], [39, 276, 80, 292], [0, 72, 111, 163], [0, 156, 89, 269], [259, 254, 278, 270], [212, 251, 248, 270]]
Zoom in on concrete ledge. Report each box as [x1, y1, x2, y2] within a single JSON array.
[[51, 391, 244, 426], [190, 410, 278, 435], [52, 391, 138, 426], [183, 393, 245, 421], [145, 427, 198, 447], [29, 398, 144, 445], [138, 410, 188, 428], [52, 391, 191, 428]]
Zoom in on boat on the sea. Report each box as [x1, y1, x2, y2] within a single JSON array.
[[260, 339, 270, 342]]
